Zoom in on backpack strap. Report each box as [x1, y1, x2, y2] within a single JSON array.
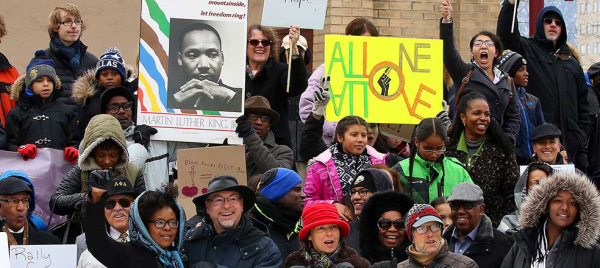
[[507, 76, 514, 103], [453, 68, 475, 115]]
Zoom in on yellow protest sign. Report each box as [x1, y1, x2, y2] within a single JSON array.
[[325, 35, 443, 123]]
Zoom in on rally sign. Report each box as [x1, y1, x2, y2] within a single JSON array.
[[324, 35, 444, 123]]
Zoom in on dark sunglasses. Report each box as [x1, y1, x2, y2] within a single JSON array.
[[543, 18, 563, 26], [377, 218, 405, 231], [247, 113, 272, 123], [248, 39, 272, 46], [449, 201, 481, 211], [104, 199, 132, 210]]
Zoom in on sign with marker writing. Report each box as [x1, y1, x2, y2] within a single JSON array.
[[261, 0, 328, 29], [176, 146, 247, 219], [0, 233, 10, 268], [325, 35, 443, 123], [9, 245, 76, 268]]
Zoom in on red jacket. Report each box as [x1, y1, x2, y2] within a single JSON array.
[[0, 52, 18, 126]]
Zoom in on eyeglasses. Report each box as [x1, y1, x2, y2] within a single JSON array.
[[414, 224, 442, 235], [350, 188, 372, 197], [247, 114, 272, 123], [420, 148, 446, 154], [449, 201, 482, 211], [248, 39, 272, 47], [473, 40, 495, 47], [59, 19, 84, 26], [107, 102, 133, 114], [377, 218, 405, 231], [104, 199, 132, 210], [207, 195, 241, 207], [543, 18, 563, 26], [0, 198, 30, 206], [147, 219, 179, 229]]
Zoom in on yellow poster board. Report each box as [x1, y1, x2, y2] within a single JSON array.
[[325, 35, 443, 123]]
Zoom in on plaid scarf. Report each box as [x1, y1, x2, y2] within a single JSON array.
[[329, 144, 372, 197], [304, 243, 342, 268]]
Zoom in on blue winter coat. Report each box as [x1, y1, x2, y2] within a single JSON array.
[[0, 170, 47, 230], [515, 87, 545, 165]]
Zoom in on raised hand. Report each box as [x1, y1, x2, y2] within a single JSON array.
[[442, 0, 453, 23], [288, 25, 301, 55], [312, 76, 331, 117]]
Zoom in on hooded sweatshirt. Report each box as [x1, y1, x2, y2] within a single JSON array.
[[0, 170, 47, 230]]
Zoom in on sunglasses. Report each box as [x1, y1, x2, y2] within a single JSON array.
[[377, 218, 405, 231], [247, 113, 272, 123], [104, 199, 132, 210], [449, 201, 481, 211], [543, 18, 563, 26], [248, 39, 272, 47]]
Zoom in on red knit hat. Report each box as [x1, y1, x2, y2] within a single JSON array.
[[299, 203, 351, 241]]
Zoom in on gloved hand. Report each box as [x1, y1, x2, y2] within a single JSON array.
[[436, 100, 451, 131], [89, 169, 113, 190], [17, 144, 37, 161], [64, 147, 79, 164], [133, 125, 158, 148], [312, 75, 331, 117], [235, 115, 254, 138]]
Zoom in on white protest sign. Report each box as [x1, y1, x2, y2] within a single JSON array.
[[9, 244, 76, 268], [519, 164, 576, 175], [261, 0, 328, 29], [0, 233, 10, 268]]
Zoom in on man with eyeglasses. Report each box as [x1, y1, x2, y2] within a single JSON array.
[[168, 22, 242, 112], [236, 96, 293, 179], [498, 0, 591, 173], [45, 3, 99, 111], [398, 204, 477, 268], [185, 175, 283, 267], [441, 182, 511, 268], [76, 177, 138, 267], [0, 175, 59, 245]]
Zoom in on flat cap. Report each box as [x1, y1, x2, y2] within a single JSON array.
[[530, 123, 562, 143], [0, 177, 32, 195], [447, 182, 484, 203]]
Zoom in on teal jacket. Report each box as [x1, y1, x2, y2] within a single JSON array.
[[393, 154, 472, 203]]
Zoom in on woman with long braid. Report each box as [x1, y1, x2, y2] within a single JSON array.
[[392, 118, 472, 204]]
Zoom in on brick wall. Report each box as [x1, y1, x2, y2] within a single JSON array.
[[312, 0, 503, 70]]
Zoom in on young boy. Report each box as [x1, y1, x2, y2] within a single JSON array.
[[6, 50, 79, 162], [72, 46, 138, 136], [498, 50, 546, 165]]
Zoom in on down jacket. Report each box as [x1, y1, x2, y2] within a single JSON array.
[[500, 172, 600, 268], [6, 74, 79, 151], [50, 114, 146, 216], [497, 2, 590, 168]]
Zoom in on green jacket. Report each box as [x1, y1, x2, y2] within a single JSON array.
[[393, 154, 472, 204]]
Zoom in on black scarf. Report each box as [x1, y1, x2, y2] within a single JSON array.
[[254, 193, 301, 233], [52, 37, 82, 70], [329, 144, 372, 197]]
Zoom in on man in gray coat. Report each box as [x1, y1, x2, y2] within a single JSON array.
[[235, 96, 293, 180]]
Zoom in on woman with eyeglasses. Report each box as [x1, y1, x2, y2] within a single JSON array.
[[86, 179, 185, 268], [358, 191, 414, 266], [440, 0, 520, 144], [445, 92, 519, 225], [245, 24, 307, 148], [392, 118, 472, 204]]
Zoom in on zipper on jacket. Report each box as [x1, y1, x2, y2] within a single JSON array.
[[517, 89, 533, 157]]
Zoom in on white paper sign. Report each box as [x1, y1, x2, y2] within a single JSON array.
[[0, 233, 10, 268], [519, 164, 576, 175], [261, 0, 328, 29], [9, 244, 76, 268]]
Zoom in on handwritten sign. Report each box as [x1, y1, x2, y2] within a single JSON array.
[[261, 0, 328, 29], [176, 146, 247, 219], [9, 245, 76, 268], [0, 233, 10, 268], [325, 35, 443, 123], [519, 164, 576, 175]]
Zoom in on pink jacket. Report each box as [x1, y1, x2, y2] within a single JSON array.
[[304, 146, 387, 206]]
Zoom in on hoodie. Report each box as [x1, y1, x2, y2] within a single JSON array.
[[0, 170, 47, 230]]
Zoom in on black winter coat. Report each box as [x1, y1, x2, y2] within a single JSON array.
[[497, 2, 590, 167], [442, 215, 512, 268], [441, 20, 520, 144], [45, 40, 99, 112], [5, 75, 79, 151], [0, 221, 60, 245], [245, 57, 307, 148]]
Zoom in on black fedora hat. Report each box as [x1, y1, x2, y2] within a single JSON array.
[[192, 175, 255, 212]]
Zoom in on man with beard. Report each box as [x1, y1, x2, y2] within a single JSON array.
[[250, 168, 304, 260], [184, 175, 283, 267], [168, 22, 241, 111], [497, 1, 590, 171]]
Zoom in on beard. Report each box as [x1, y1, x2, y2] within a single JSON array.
[[217, 217, 237, 230]]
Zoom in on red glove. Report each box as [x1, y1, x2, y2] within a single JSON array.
[[64, 147, 79, 164], [17, 144, 37, 161]]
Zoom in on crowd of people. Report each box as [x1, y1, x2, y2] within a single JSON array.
[[1, 0, 600, 267]]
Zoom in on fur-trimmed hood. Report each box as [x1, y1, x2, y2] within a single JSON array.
[[79, 114, 129, 171], [519, 171, 600, 248], [10, 74, 62, 102], [71, 64, 137, 106]]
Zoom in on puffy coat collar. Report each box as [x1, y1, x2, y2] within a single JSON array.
[[10, 74, 63, 104], [79, 114, 129, 171], [71, 64, 138, 106], [519, 172, 600, 248], [186, 215, 267, 251]]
